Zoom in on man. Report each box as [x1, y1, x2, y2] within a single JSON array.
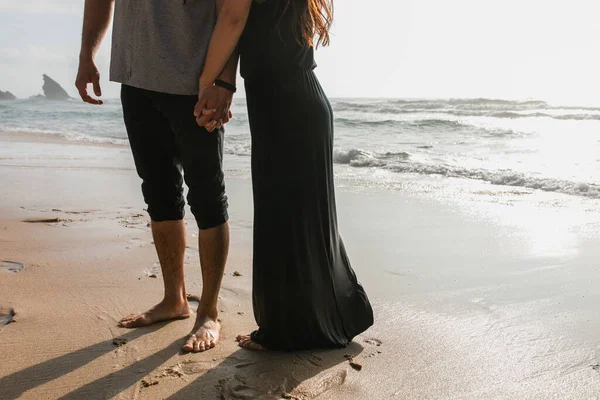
[[75, 0, 237, 353]]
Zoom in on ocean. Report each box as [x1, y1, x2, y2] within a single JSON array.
[[1, 97, 599, 200]]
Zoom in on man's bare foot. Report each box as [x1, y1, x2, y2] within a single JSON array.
[[118, 299, 191, 328], [182, 314, 220, 353], [236, 334, 266, 351]]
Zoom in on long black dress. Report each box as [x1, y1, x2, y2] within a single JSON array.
[[239, 0, 374, 351]]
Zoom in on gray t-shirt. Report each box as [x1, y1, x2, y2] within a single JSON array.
[[110, 0, 216, 95]]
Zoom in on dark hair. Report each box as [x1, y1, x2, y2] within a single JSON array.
[[279, 0, 333, 47]]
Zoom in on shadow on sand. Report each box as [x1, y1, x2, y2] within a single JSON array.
[[0, 324, 163, 399], [2, 326, 363, 399], [167, 343, 364, 399]]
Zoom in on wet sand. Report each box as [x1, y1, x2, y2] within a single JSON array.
[[1, 131, 600, 399]]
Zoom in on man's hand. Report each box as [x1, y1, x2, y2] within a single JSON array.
[[194, 85, 233, 132], [75, 58, 103, 105]]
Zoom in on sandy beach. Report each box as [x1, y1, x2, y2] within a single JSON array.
[[1, 130, 600, 399]]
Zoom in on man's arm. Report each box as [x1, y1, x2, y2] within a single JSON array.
[[75, 0, 114, 105]]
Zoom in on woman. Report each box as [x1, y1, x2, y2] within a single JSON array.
[[196, 0, 374, 351]]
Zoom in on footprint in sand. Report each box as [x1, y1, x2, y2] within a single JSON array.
[[160, 359, 216, 379], [0, 307, 15, 330], [293, 353, 324, 368], [144, 263, 162, 277], [144, 261, 192, 277], [127, 238, 147, 247], [218, 375, 265, 399], [119, 213, 149, 229], [363, 338, 383, 357], [1, 261, 23, 273], [290, 369, 348, 400], [364, 338, 382, 347]]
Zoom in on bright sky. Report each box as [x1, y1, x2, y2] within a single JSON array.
[[1, 0, 599, 105]]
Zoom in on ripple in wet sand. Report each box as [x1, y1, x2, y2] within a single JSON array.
[[22, 217, 67, 224]]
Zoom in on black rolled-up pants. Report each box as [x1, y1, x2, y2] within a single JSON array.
[[120, 84, 228, 230]]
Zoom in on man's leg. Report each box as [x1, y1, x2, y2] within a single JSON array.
[[157, 93, 230, 352], [118, 85, 191, 328], [119, 220, 190, 327], [181, 222, 229, 352]]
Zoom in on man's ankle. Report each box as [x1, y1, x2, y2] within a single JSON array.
[[163, 292, 188, 307], [197, 305, 219, 320]]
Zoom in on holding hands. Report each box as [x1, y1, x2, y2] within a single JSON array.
[[194, 83, 235, 132]]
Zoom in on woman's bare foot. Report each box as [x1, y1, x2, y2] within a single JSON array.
[[182, 313, 220, 353], [118, 298, 191, 328], [236, 334, 266, 351]]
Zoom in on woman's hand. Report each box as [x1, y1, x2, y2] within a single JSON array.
[[194, 84, 234, 132], [193, 0, 249, 131]]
